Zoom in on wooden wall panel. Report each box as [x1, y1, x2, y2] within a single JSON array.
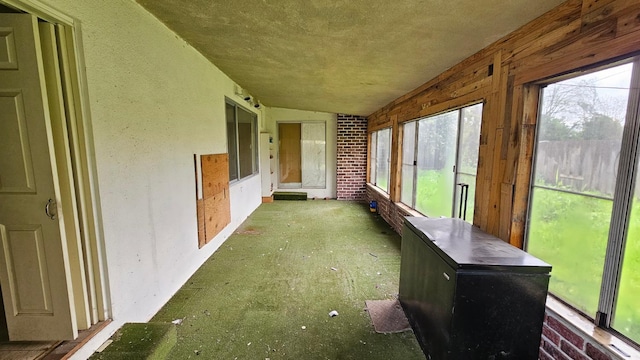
[[204, 191, 230, 242], [202, 154, 229, 198], [195, 153, 230, 248], [582, 0, 616, 14], [367, 0, 640, 246]]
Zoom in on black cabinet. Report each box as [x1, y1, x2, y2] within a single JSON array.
[[399, 217, 551, 360]]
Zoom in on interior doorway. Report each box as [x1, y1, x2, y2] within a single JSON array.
[[277, 121, 327, 189], [0, 0, 110, 354], [278, 123, 302, 186]]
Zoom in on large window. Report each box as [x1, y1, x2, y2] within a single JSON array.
[[401, 103, 482, 221], [226, 100, 258, 181], [526, 60, 639, 344], [370, 128, 391, 192]]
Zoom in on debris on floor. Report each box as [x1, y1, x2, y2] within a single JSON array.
[[136, 201, 424, 359], [171, 318, 183, 325]]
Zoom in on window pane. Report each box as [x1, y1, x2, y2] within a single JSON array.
[[614, 163, 640, 343], [454, 104, 482, 222], [252, 114, 259, 174], [528, 188, 612, 315], [237, 107, 255, 178], [415, 111, 458, 218], [401, 122, 416, 206], [533, 64, 630, 196], [370, 132, 377, 184], [301, 122, 326, 188], [226, 103, 238, 181], [453, 173, 476, 222], [527, 64, 631, 316], [458, 104, 482, 176], [376, 128, 391, 192]]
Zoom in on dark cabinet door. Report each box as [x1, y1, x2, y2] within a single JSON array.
[[421, 244, 456, 360], [400, 228, 456, 359], [449, 271, 549, 359]]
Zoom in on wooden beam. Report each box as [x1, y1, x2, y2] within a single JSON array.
[[510, 86, 540, 249], [514, 20, 640, 85], [389, 115, 402, 202]]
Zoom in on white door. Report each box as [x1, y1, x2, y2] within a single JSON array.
[[0, 13, 77, 341]]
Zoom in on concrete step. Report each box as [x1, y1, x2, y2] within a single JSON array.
[[273, 191, 307, 200], [90, 322, 176, 360]]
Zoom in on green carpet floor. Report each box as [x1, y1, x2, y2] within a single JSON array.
[[152, 200, 424, 359]]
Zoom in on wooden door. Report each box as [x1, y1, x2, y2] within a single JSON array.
[[0, 13, 77, 341], [278, 123, 302, 184]]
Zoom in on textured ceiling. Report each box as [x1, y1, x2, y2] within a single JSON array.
[[136, 0, 565, 116]]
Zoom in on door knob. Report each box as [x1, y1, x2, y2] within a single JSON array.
[[45, 198, 56, 220]]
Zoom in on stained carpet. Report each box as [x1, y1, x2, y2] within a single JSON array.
[[152, 200, 424, 359]]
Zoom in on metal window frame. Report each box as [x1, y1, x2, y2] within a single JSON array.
[[370, 127, 392, 193], [598, 57, 640, 329], [397, 120, 420, 207], [453, 103, 483, 222], [411, 121, 419, 208], [408, 102, 483, 218], [452, 108, 464, 218], [370, 131, 377, 185], [382, 127, 392, 193], [225, 98, 258, 183], [524, 57, 640, 342]]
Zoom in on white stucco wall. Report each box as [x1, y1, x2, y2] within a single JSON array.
[[23, 1, 262, 358], [265, 107, 337, 199]]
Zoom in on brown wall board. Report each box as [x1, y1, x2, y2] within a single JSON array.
[[197, 199, 205, 248], [201, 154, 229, 199], [204, 190, 230, 244], [195, 153, 231, 248]]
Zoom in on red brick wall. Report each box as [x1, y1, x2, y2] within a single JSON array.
[[540, 312, 618, 360], [366, 185, 412, 234], [336, 114, 367, 201]]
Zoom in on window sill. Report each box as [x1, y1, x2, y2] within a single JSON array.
[[229, 172, 260, 186], [546, 296, 640, 359], [366, 183, 390, 199], [395, 202, 424, 218]]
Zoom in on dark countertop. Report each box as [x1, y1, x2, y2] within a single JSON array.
[[405, 217, 551, 273]]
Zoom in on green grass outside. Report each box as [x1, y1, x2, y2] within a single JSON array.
[[415, 170, 455, 218], [528, 187, 640, 343], [414, 170, 475, 222]]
